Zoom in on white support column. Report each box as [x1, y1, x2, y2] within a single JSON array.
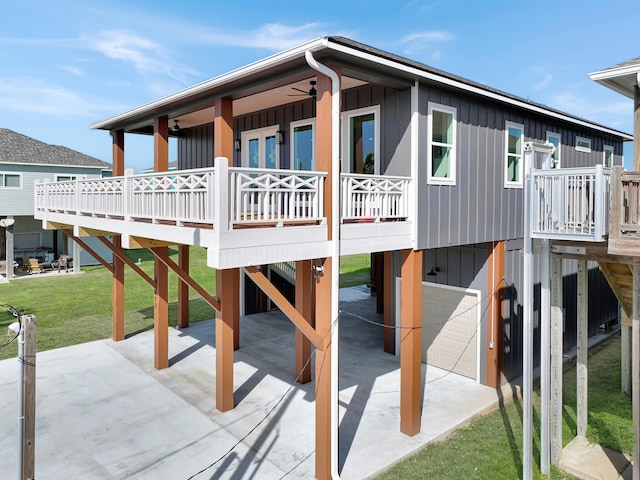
[[540, 239, 551, 475], [550, 254, 564, 465], [633, 263, 640, 480], [576, 259, 588, 438]]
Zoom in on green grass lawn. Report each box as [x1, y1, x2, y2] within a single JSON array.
[[0, 251, 371, 360], [377, 335, 632, 479]]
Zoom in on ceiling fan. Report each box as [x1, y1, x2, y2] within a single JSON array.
[[171, 120, 181, 133], [289, 80, 317, 99]]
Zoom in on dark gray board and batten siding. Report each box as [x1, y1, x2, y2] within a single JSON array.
[[416, 85, 624, 251]]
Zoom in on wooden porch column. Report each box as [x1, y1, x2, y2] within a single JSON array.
[[295, 259, 313, 384], [153, 117, 170, 369], [486, 241, 505, 388], [634, 85, 640, 171], [111, 129, 125, 341], [550, 254, 564, 465], [383, 250, 394, 354], [178, 245, 190, 328], [622, 312, 632, 395], [632, 263, 640, 480], [314, 67, 340, 480], [214, 96, 240, 350], [576, 259, 588, 437], [216, 267, 239, 412], [400, 248, 423, 436]]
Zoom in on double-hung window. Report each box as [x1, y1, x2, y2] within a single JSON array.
[[546, 131, 561, 168], [603, 145, 614, 168], [0, 172, 21, 188], [427, 102, 456, 185], [505, 121, 524, 188]]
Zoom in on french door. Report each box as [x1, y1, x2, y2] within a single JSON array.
[[241, 126, 279, 169]]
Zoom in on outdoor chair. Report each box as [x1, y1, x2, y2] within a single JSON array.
[[28, 258, 42, 274]]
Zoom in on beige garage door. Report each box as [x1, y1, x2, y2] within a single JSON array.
[[422, 283, 480, 381]]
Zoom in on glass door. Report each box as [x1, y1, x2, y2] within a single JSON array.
[[290, 119, 315, 171], [241, 126, 280, 169], [341, 106, 380, 175]]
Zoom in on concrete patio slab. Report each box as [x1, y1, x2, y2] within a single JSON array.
[[559, 436, 631, 480], [0, 286, 513, 479]]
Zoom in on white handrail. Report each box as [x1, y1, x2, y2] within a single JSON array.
[[531, 166, 610, 241]]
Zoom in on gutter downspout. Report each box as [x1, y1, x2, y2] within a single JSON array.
[[305, 49, 341, 480]]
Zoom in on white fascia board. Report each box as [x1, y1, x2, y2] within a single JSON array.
[[326, 41, 633, 140], [589, 66, 640, 100], [91, 37, 329, 131]]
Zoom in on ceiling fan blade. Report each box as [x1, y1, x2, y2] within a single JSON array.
[[291, 87, 308, 94]]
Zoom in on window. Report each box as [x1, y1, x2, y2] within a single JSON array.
[[342, 106, 380, 174], [241, 125, 280, 169], [55, 175, 78, 182], [505, 121, 524, 187], [546, 131, 561, 168], [290, 119, 315, 171], [0, 172, 21, 188], [575, 136, 591, 153], [428, 102, 456, 184], [603, 145, 614, 168]]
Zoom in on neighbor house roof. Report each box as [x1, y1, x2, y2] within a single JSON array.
[[91, 36, 632, 141], [0, 128, 111, 169], [589, 56, 640, 99]]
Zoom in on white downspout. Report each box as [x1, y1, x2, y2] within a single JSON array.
[[305, 49, 341, 480]]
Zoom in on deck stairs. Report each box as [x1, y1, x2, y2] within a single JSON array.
[[598, 262, 633, 318]]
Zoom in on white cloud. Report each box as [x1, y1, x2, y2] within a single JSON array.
[[190, 22, 330, 50], [533, 69, 552, 91], [61, 65, 84, 76], [398, 30, 455, 60], [0, 77, 125, 118], [84, 30, 198, 83]]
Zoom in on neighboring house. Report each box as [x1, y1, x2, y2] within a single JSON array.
[[139, 160, 177, 174], [0, 128, 113, 277], [34, 37, 633, 479]]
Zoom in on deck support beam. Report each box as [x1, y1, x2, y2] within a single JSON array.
[[383, 250, 394, 354], [633, 263, 640, 480], [216, 268, 238, 412], [178, 245, 190, 328], [295, 259, 313, 384], [622, 312, 631, 394], [550, 254, 564, 465], [400, 248, 423, 436], [111, 129, 125, 342], [576, 259, 588, 437], [152, 117, 169, 370], [486, 241, 505, 388]]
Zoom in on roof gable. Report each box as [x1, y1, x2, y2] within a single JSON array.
[[0, 128, 110, 168]]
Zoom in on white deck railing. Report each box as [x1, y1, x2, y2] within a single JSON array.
[[340, 173, 411, 222], [531, 165, 610, 241], [230, 167, 325, 225]]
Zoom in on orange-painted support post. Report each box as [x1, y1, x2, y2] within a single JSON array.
[[213, 96, 240, 351], [153, 117, 169, 370], [111, 129, 125, 341], [313, 66, 340, 480], [216, 268, 239, 411], [486, 241, 505, 388], [383, 250, 394, 354], [178, 245, 190, 328], [296, 259, 313, 384], [315, 257, 332, 480], [400, 248, 423, 436]]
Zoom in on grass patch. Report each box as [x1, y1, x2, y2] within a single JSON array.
[[0, 251, 371, 360], [0, 247, 217, 361], [377, 334, 631, 479], [340, 253, 371, 288]]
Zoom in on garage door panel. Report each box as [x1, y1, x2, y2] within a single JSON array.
[[421, 283, 480, 381]]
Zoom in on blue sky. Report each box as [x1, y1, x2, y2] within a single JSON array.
[[1, 0, 637, 171]]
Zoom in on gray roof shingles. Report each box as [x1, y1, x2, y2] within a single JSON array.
[[0, 128, 110, 168]]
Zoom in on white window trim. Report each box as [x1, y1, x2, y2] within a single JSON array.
[[0, 171, 22, 189], [240, 125, 280, 169], [504, 121, 524, 188], [575, 135, 592, 153], [289, 118, 316, 170], [545, 131, 561, 169], [55, 174, 86, 181], [427, 102, 457, 185], [341, 105, 381, 175], [603, 144, 614, 167]]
